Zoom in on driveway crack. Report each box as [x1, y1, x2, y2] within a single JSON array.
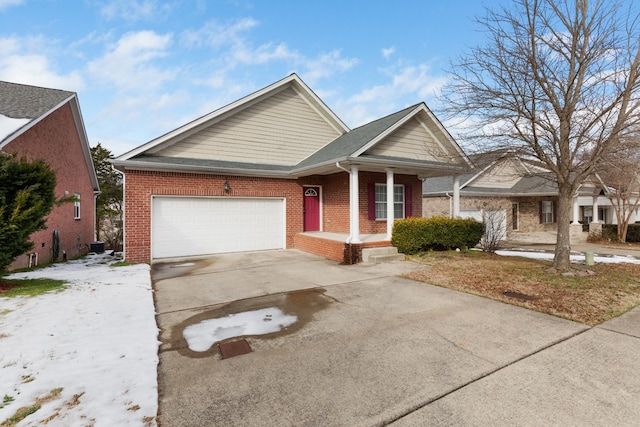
[[380, 326, 592, 426]]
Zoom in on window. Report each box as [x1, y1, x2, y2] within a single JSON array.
[[511, 203, 519, 230], [541, 200, 554, 223], [74, 193, 81, 219], [375, 184, 404, 220]]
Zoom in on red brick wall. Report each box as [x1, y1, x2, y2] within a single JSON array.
[[358, 172, 423, 234], [4, 102, 96, 269], [294, 233, 345, 262], [124, 170, 423, 263], [124, 170, 309, 262]]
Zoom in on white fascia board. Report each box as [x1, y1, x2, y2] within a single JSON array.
[[116, 73, 349, 161], [289, 78, 350, 135], [69, 95, 100, 192], [351, 105, 423, 158], [351, 103, 473, 170], [0, 94, 75, 150], [419, 103, 473, 168], [111, 159, 295, 179]]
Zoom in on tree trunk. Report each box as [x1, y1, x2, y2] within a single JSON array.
[[553, 185, 573, 271]]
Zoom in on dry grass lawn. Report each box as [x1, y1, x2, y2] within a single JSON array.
[[404, 250, 640, 326]]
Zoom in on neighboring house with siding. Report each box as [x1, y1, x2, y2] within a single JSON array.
[[113, 73, 472, 264], [422, 149, 606, 242], [0, 81, 100, 270]]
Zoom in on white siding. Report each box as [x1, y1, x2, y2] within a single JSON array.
[[366, 116, 459, 163], [472, 158, 524, 189], [155, 87, 342, 166]]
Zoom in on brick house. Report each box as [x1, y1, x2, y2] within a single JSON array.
[[113, 74, 472, 263], [0, 81, 100, 269], [422, 149, 604, 243]]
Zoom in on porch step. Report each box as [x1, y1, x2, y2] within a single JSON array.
[[362, 247, 405, 264]]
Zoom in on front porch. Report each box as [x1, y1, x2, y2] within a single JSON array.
[[294, 232, 395, 264]]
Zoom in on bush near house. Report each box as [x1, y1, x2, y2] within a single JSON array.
[[603, 224, 640, 243], [392, 217, 484, 254]]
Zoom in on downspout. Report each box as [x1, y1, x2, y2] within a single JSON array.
[[445, 192, 453, 218], [335, 161, 350, 174], [111, 165, 125, 259]]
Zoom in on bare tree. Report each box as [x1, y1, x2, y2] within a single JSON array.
[[482, 208, 508, 252], [597, 137, 640, 242], [442, 0, 640, 270]]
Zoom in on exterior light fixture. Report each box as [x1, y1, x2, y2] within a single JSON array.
[[224, 179, 231, 193]]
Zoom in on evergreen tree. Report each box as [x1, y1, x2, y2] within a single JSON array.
[[0, 154, 57, 272], [91, 143, 123, 250]]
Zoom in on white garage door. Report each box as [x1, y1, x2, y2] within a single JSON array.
[[152, 197, 285, 259]]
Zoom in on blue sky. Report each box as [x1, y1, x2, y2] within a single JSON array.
[[1, 0, 499, 156]]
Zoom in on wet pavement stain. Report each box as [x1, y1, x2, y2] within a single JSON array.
[[151, 258, 212, 282], [164, 287, 333, 358]]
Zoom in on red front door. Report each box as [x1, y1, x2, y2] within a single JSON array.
[[303, 186, 320, 231]]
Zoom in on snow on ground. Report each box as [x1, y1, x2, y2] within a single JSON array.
[[0, 247, 637, 425], [496, 250, 640, 264], [0, 253, 159, 426], [183, 308, 297, 352]]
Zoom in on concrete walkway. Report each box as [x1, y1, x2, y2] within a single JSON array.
[[153, 250, 640, 426]]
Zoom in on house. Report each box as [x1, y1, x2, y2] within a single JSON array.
[[0, 81, 100, 269], [112, 73, 472, 264], [422, 149, 609, 243]]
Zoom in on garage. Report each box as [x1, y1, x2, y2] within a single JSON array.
[[151, 197, 285, 259]]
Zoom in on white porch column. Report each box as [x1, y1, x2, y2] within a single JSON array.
[[592, 196, 599, 223], [452, 174, 460, 218], [572, 196, 580, 224], [386, 169, 395, 240], [349, 166, 361, 244]]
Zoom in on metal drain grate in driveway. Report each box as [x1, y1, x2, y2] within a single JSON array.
[[218, 339, 252, 359]]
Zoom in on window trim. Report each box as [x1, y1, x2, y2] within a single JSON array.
[[541, 200, 554, 224], [74, 193, 81, 220], [374, 184, 405, 221]]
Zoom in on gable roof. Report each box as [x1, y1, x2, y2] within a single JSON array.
[[423, 149, 599, 197], [295, 104, 419, 169], [114, 74, 472, 178], [117, 73, 350, 162], [0, 81, 99, 192]]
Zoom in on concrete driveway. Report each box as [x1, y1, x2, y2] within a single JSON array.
[[152, 250, 640, 426]]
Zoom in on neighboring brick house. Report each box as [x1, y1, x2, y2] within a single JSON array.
[[422, 149, 604, 242], [0, 81, 100, 270], [113, 74, 472, 263]]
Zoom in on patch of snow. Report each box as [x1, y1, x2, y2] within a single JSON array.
[[496, 250, 640, 264], [183, 308, 297, 352], [0, 253, 159, 426], [0, 114, 30, 141]]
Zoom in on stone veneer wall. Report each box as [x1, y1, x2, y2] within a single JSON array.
[[423, 195, 560, 237]]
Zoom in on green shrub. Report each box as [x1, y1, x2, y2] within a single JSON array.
[[628, 224, 640, 242], [602, 223, 640, 242], [391, 216, 484, 254]]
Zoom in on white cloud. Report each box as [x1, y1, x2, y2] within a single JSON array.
[[0, 0, 23, 11], [299, 50, 359, 85], [0, 36, 84, 90], [334, 64, 448, 127], [382, 46, 395, 59], [181, 17, 259, 48], [87, 30, 176, 91], [99, 0, 172, 22]]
